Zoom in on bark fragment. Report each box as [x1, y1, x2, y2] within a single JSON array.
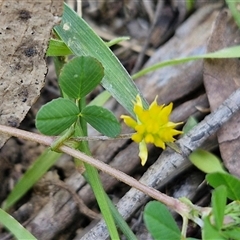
[[0, 0, 63, 147]]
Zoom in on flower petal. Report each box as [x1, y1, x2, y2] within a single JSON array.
[[134, 105, 144, 119], [121, 115, 137, 128], [135, 124, 145, 134], [132, 132, 143, 143], [154, 136, 166, 149], [145, 133, 154, 143], [139, 141, 148, 166], [158, 103, 173, 123], [149, 96, 164, 118]]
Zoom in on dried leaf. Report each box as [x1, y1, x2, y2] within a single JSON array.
[[0, 0, 63, 147], [203, 9, 240, 177]]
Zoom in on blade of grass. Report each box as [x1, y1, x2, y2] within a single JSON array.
[[106, 196, 138, 240], [106, 36, 130, 47], [2, 149, 61, 210], [226, 0, 240, 28], [132, 45, 240, 79], [0, 208, 37, 239], [74, 123, 120, 240], [47, 39, 72, 56]]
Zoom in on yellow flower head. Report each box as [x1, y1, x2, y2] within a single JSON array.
[[121, 95, 183, 166]]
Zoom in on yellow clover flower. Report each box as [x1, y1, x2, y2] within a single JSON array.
[[121, 95, 183, 166]]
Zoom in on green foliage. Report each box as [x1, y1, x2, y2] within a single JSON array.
[[2, 150, 61, 210], [59, 56, 104, 99], [36, 98, 79, 135], [88, 90, 111, 107], [212, 186, 227, 230], [222, 228, 240, 239], [182, 116, 198, 134], [132, 45, 240, 80], [202, 216, 225, 240], [81, 105, 121, 137], [185, 0, 195, 11], [36, 55, 121, 138], [106, 36, 130, 47], [189, 149, 226, 174], [202, 195, 240, 240], [226, 0, 240, 28], [224, 201, 240, 230], [0, 208, 37, 239], [143, 201, 182, 240], [47, 39, 72, 56], [206, 172, 240, 201]]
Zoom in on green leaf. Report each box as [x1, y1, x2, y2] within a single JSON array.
[[202, 216, 225, 240], [47, 38, 72, 56], [54, 3, 148, 116], [143, 201, 181, 240], [226, 0, 240, 29], [212, 186, 227, 230], [36, 98, 79, 135], [182, 116, 198, 134], [185, 0, 195, 11], [2, 150, 61, 210], [206, 172, 240, 201], [0, 208, 37, 239], [189, 149, 226, 174], [106, 36, 130, 47], [59, 56, 104, 99], [222, 227, 240, 240], [132, 45, 240, 80], [81, 105, 121, 137], [88, 90, 111, 107]]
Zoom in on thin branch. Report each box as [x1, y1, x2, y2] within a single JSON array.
[[0, 125, 190, 216], [72, 133, 132, 142]]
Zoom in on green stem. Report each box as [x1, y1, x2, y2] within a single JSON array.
[[50, 126, 74, 151], [75, 123, 120, 240], [181, 216, 188, 239], [106, 194, 138, 240], [83, 171, 137, 240], [78, 98, 88, 136]]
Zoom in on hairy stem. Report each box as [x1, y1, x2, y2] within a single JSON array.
[[0, 124, 194, 218]]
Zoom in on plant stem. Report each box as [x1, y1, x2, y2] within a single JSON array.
[[83, 171, 137, 240], [0, 124, 195, 219], [181, 216, 188, 239], [74, 123, 120, 240], [72, 133, 132, 142], [50, 126, 75, 150]]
